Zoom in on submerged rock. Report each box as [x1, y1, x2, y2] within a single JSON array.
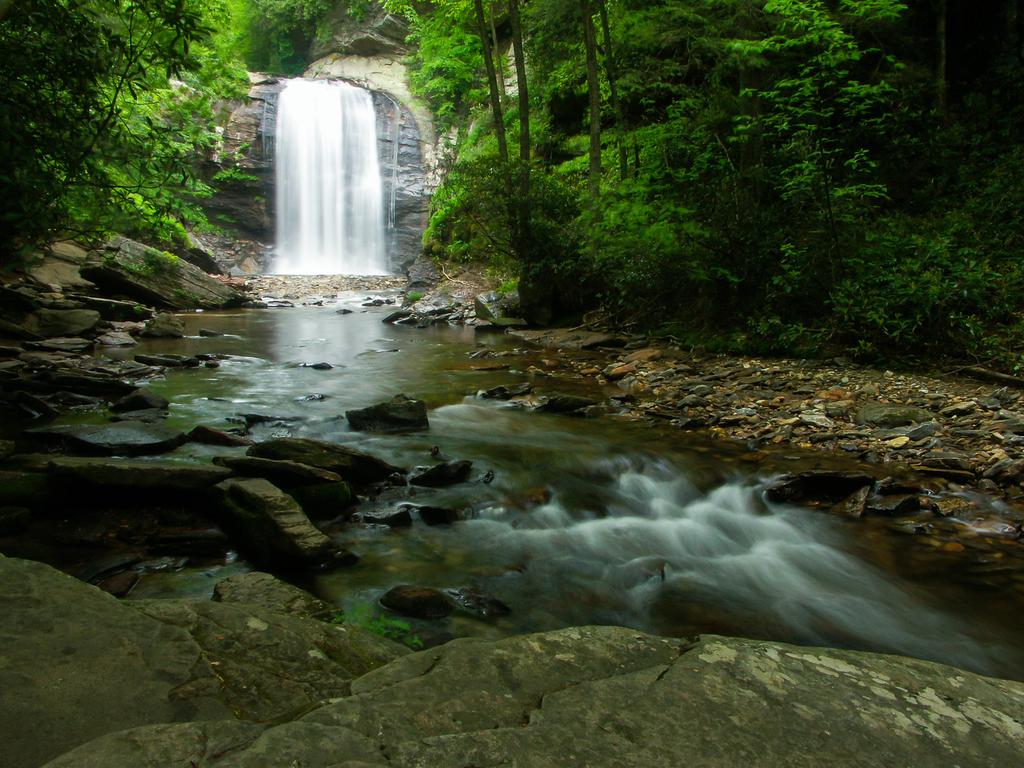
[[346, 394, 429, 433], [187, 424, 253, 446], [534, 394, 598, 415]]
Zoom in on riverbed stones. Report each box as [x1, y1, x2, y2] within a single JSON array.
[[345, 394, 429, 433], [188, 424, 253, 446], [26, 421, 188, 456], [855, 402, 936, 427], [535, 393, 599, 415], [214, 477, 355, 569], [380, 585, 453, 619], [247, 437, 403, 485]]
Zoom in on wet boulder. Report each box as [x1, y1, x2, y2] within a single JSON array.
[[380, 585, 453, 619], [214, 477, 356, 570], [409, 459, 473, 487], [346, 394, 429, 433], [213, 456, 344, 488], [110, 388, 169, 413], [140, 313, 185, 338], [406, 504, 462, 526], [187, 424, 253, 447], [247, 437, 404, 486]]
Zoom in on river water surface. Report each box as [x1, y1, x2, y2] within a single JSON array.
[[79, 292, 1024, 679]]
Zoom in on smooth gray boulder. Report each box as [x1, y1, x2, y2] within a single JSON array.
[[44, 626, 1024, 768], [130, 598, 406, 722], [856, 402, 936, 427]]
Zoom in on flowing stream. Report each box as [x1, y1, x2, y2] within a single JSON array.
[[61, 296, 1024, 680], [273, 79, 388, 275]]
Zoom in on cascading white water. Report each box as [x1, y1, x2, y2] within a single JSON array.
[[273, 79, 388, 275]]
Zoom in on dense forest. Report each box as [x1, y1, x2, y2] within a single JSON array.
[[3, 1, 1024, 368]]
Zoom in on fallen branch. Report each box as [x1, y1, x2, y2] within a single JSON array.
[[961, 366, 1024, 389]]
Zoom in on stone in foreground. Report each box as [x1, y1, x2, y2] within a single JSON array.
[[44, 625, 1024, 767], [0, 557, 405, 768]]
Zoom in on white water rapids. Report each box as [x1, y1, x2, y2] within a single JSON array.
[[457, 452, 1010, 672], [273, 79, 388, 275]]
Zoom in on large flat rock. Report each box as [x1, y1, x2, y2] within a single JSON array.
[[49, 456, 232, 490], [0, 557, 232, 768], [27, 421, 188, 456], [44, 626, 1024, 768], [0, 557, 406, 768]]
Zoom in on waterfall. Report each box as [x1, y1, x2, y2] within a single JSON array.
[[273, 79, 388, 276]]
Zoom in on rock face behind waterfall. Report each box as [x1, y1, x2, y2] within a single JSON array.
[[200, 8, 434, 276]]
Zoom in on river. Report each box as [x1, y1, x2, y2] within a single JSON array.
[[44, 290, 1024, 679]]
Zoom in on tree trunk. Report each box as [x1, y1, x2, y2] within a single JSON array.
[[597, 0, 627, 180], [474, 0, 508, 164], [509, 0, 530, 262], [489, 3, 506, 108], [936, 0, 947, 115], [1008, 0, 1021, 60], [580, 0, 602, 205]]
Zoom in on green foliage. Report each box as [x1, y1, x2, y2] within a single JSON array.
[[331, 603, 424, 650], [401, 6, 485, 130], [406, 290, 424, 302], [238, 0, 333, 74], [213, 167, 260, 184], [0, 0, 248, 260]]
